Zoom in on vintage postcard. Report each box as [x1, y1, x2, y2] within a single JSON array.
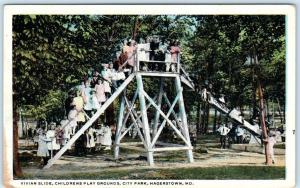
[[3, 5, 296, 188]]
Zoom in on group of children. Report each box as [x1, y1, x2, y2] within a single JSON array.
[[36, 120, 113, 166], [115, 36, 181, 72], [36, 56, 131, 166]]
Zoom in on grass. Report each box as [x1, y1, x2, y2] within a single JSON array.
[[20, 166, 285, 180]]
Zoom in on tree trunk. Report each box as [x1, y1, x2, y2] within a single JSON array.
[[239, 105, 244, 117], [204, 104, 210, 134], [258, 81, 272, 165], [249, 53, 257, 120], [225, 116, 228, 126], [196, 100, 201, 134], [200, 103, 206, 134], [276, 98, 283, 124], [213, 109, 217, 133], [218, 110, 222, 125], [266, 99, 270, 122], [255, 53, 272, 165], [282, 99, 286, 123], [132, 16, 139, 41], [13, 96, 23, 177], [272, 99, 275, 127]]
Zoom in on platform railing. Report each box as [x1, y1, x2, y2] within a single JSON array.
[[135, 53, 180, 74]]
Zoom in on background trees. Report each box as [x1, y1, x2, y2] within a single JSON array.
[[12, 15, 286, 175], [187, 15, 285, 133], [13, 14, 286, 135]]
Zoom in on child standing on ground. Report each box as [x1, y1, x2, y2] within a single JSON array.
[[37, 129, 51, 166], [264, 133, 277, 164]]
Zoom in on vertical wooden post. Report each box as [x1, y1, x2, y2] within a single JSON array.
[[175, 76, 194, 163], [255, 54, 271, 165], [136, 74, 154, 166], [153, 78, 164, 136], [114, 94, 126, 160], [258, 82, 272, 165]]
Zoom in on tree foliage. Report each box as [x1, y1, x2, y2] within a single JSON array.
[[189, 15, 285, 109], [13, 15, 285, 122]]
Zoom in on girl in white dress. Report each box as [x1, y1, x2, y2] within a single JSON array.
[[91, 90, 100, 110], [95, 126, 104, 151], [137, 38, 146, 62], [101, 65, 112, 97], [60, 120, 71, 149], [164, 41, 172, 71], [68, 106, 78, 135], [144, 37, 151, 61], [46, 124, 61, 156], [37, 130, 51, 166], [102, 126, 112, 150], [95, 79, 106, 106]]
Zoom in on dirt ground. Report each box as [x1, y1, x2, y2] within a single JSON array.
[[18, 136, 285, 179]]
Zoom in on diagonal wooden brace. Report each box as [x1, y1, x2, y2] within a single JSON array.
[[142, 90, 189, 146]]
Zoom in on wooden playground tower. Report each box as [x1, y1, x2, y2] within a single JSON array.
[[44, 52, 194, 169], [114, 56, 194, 166]]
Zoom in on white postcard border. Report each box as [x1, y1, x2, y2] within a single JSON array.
[[3, 5, 296, 188]]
